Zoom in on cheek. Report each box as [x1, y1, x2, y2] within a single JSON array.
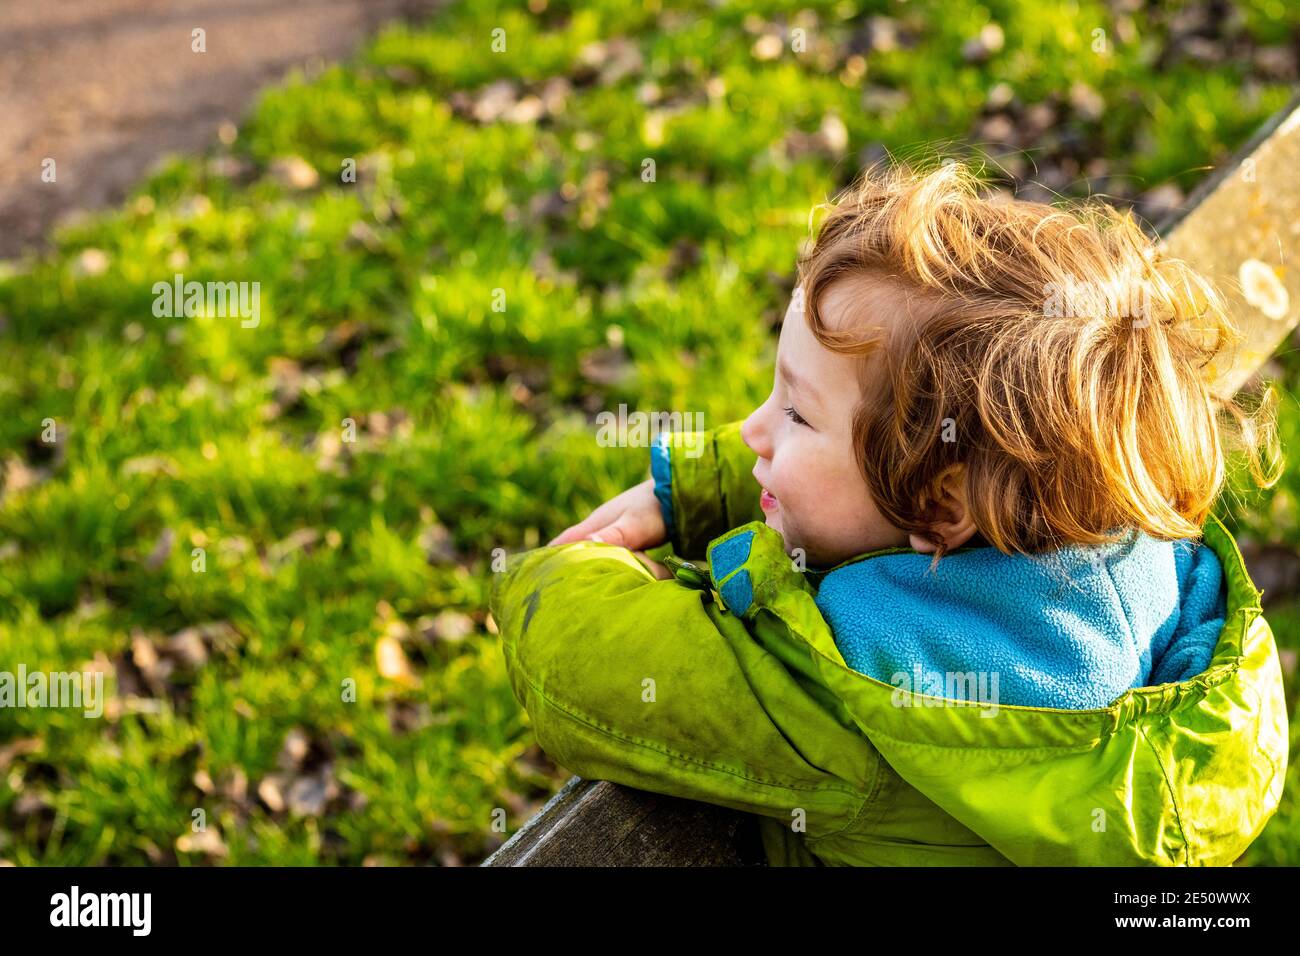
[[773, 443, 864, 517], [807, 455, 881, 533], [821, 470, 875, 526]]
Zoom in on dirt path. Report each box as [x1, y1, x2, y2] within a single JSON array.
[[0, 0, 439, 258]]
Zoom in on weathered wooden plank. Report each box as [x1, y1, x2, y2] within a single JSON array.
[[486, 97, 1300, 868], [1154, 93, 1300, 400], [481, 777, 764, 867]]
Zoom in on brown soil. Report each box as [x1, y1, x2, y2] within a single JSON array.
[[0, 0, 440, 258]]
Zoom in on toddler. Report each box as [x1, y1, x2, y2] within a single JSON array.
[[492, 160, 1288, 866]]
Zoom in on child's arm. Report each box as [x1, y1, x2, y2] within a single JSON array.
[[547, 419, 763, 561], [650, 419, 764, 559], [487, 532, 877, 848]]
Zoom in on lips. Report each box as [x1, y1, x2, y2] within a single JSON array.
[[754, 468, 779, 512]]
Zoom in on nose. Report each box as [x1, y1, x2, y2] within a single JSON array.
[[740, 397, 774, 461]]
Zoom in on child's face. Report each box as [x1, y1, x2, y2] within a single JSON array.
[[741, 280, 912, 568]]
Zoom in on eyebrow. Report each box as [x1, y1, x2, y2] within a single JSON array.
[[778, 358, 821, 405]]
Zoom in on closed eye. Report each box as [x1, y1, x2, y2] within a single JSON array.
[[783, 405, 809, 427]]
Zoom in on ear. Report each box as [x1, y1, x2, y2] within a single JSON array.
[[908, 464, 979, 554]]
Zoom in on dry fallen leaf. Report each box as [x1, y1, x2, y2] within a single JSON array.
[[578, 344, 634, 387], [257, 773, 288, 813], [376, 635, 417, 686], [1279, 647, 1297, 682], [418, 610, 475, 644], [0, 737, 40, 772], [218, 767, 248, 804], [176, 828, 228, 858], [1, 455, 51, 501], [129, 631, 173, 694], [13, 791, 50, 818], [267, 527, 322, 566], [72, 248, 111, 278], [419, 522, 459, 564], [121, 455, 179, 477], [269, 156, 319, 190], [752, 33, 783, 61], [468, 79, 519, 123], [167, 627, 209, 669], [387, 700, 434, 735], [277, 727, 312, 771], [285, 768, 337, 817]]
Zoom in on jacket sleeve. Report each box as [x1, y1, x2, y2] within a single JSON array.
[[650, 419, 764, 559], [487, 535, 876, 847]]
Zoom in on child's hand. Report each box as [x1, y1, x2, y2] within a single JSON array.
[[547, 477, 667, 550], [630, 551, 674, 580]]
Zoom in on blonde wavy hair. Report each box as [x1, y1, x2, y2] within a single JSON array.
[[796, 159, 1282, 562]]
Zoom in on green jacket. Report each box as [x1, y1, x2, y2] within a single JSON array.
[[489, 421, 1289, 865]]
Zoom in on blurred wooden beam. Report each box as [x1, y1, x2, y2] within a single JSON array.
[[1155, 92, 1300, 399], [480, 777, 764, 867]]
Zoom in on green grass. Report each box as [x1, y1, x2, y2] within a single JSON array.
[[0, 0, 1297, 864]]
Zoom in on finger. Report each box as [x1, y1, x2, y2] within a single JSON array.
[[631, 551, 673, 580], [586, 513, 649, 549], [547, 504, 617, 546], [547, 525, 584, 546]]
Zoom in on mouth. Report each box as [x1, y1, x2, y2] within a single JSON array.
[[753, 468, 778, 512]]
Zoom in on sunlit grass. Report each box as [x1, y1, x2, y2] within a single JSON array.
[[0, 0, 1295, 865]]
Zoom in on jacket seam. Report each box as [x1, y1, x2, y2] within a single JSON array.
[[518, 669, 865, 799], [711, 428, 729, 547], [810, 760, 889, 844], [650, 433, 676, 543], [1243, 664, 1281, 790], [675, 427, 723, 558], [1136, 718, 1191, 865], [860, 726, 1102, 753]]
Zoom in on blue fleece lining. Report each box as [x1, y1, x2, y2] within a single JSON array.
[[814, 531, 1226, 710], [650, 433, 676, 542]]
